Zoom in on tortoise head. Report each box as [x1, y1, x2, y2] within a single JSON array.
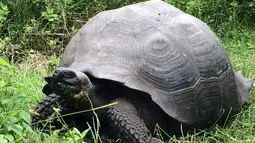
[[51, 67, 93, 101]]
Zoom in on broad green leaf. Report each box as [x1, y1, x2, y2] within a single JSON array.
[[21, 122, 33, 133], [1, 98, 12, 105], [20, 111, 31, 124], [56, 139, 74, 143], [7, 124, 23, 136], [0, 138, 8, 143], [81, 128, 90, 138], [4, 134, 14, 142], [73, 127, 81, 135], [0, 80, 8, 88], [249, 2, 254, 7], [6, 116, 19, 124], [25, 26, 33, 33], [0, 129, 6, 134], [0, 134, 7, 143], [0, 58, 10, 67]]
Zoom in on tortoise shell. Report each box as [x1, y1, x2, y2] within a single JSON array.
[[60, 0, 245, 124]]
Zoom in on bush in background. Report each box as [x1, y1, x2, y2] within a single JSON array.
[[0, 0, 146, 63], [168, 0, 255, 36], [0, 0, 254, 63]]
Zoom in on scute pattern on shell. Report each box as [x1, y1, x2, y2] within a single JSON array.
[[60, 0, 241, 124]]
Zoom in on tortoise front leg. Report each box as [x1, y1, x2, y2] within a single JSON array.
[[31, 93, 80, 131], [105, 98, 162, 143]]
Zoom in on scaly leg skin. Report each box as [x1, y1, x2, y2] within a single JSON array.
[[105, 98, 162, 143], [31, 93, 75, 131]]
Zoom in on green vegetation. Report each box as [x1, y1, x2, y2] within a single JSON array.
[[0, 0, 254, 142]]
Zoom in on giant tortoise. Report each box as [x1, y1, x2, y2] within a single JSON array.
[[31, 0, 254, 142]]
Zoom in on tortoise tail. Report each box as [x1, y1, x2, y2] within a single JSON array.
[[235, 72, 254, 106]]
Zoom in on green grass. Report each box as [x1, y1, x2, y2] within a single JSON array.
[[0, 26, 254, 143]]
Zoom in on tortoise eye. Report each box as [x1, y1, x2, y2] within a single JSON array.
[[65, 71, 76, 78]]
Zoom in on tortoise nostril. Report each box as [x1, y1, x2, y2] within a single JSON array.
[[53, 70, 63, 80], [53, 70, 60, 75]]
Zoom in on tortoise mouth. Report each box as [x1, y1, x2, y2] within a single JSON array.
[[57, 81, 81, 94], [56, 80, 91, 104], [54, 80, 82, 97], [52, 69, 82, 96], [51, 67, 93, 98]]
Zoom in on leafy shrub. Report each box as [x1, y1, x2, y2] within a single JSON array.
[[0, 0, 147, 63], [168, 0, 255, 37], [0, 0, 254, 62]]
